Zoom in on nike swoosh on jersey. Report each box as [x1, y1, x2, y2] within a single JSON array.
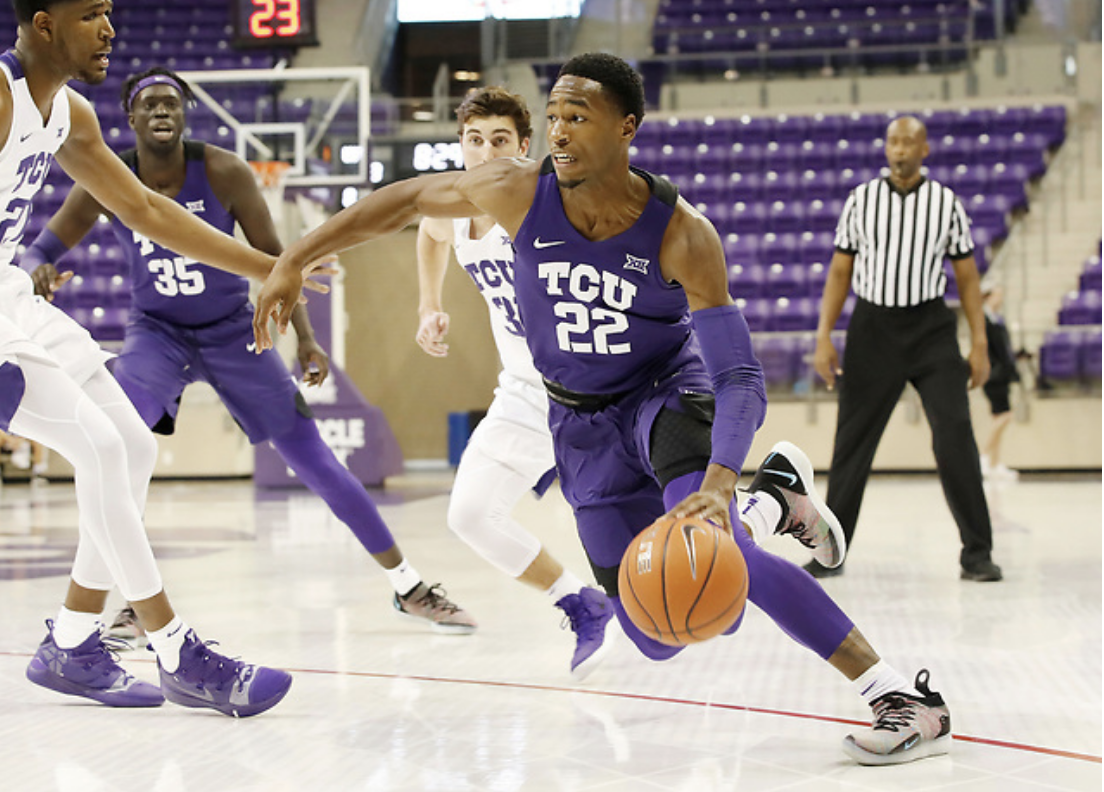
[[533, 238, 566, 249]]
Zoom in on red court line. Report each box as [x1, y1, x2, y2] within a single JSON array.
[[4, 649, 1100, 765], [284, 664, 1102, 765]]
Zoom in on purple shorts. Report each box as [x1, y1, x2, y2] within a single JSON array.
[[113, 305, 302, 443], [548, 356, 711, 575]]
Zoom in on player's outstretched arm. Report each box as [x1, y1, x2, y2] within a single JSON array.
[[414, 217, 455, 357], [54, 90, 275, 282]]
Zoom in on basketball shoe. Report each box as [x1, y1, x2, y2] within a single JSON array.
[[556, 586, 614, 681], [26, 620, 164, 707], [844, 669, 952, 765], [746, 441, 846, 569], [106, 605, 147, 649], [157, 629, 292, 718], [394, 583, 477, 635]]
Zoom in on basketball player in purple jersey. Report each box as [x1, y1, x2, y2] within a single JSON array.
[[254, 54, 953, 764], [1, 0, 314, 716], [416, 86, 612, 678], [23, 66, 476, 635]]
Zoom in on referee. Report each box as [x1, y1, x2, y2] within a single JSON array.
[[810, 115, 1002, 582]]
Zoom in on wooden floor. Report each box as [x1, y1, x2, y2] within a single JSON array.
[[0, 469, 1100, 791]]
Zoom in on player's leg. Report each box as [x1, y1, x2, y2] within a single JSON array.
[[449, 429, 612, 677], [267, 409, 475, 633], [574, 495, 686, 663], [199, 310, 474, 633], [8, 354, 165, 707], [648, 393, 951, 765]]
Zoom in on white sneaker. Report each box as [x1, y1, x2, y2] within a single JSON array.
[[844, 669, 952, 765]]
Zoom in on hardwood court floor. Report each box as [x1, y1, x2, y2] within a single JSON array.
[[0, 469, 1099, 791]]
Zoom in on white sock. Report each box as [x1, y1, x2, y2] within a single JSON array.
[[740, 491, 783, 543], [384, 560, 422, 598], [545, 570, 585, 603], [853, 660, 915, 705], [146, 616, 189, 673], [52, 606, 104, 649]]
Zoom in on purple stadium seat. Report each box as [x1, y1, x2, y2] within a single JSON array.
[[807, 113, 846, 143], [1080, 256, 1102, 293], [727, 263, 767, 299], [798, 168, 840, 202], [723, 231, 762, 262], [764, 262, 806, 298], [727, 201, 769, 235], [801, 231, 836, 262], [761, 171, 802, 203], [766, 200, 805, 234], [759, 232, 803, 266], [798, 140, 836, 173], [805, 261, 829, 297], [1059, 290, 1103, 326], [1040, 331, 1080, 381], [755, 335, 801, 389], [806, 199, 842, 233], [772, 296, 819, 332], [719, 171, 763, 204], [700, 117, 743, 147], [736, 297, 774, 331], [1080, 330, 1102, 381]]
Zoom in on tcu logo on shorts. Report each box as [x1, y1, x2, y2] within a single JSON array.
[[537, 261, 638, 355]]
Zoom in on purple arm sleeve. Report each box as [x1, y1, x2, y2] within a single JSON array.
[[690, 303, 767, 477], [19, 228, 71, 273]]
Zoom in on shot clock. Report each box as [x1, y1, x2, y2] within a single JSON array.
[[232, 0, 319, 49]]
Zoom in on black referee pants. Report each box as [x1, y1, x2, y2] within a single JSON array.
[[826, 298, 994, 568]]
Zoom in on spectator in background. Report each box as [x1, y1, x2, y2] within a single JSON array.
[[811, 115, 1003, 583], [979, 284, 1020, 482]]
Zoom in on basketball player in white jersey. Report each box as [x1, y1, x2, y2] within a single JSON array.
[[0, 0, 321, 716], [415, 86, 614, 679]]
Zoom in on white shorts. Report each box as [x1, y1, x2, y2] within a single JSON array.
[[464, 372, 555, 486], [0, 267, 111, 383]]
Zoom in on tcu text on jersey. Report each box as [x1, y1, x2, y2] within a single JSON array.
[[537, 260, 638, 355], [0, 151, 50, 247], [462, 257, 523, 337]]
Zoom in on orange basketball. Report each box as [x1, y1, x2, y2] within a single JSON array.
[[618, 515, 748, 647]]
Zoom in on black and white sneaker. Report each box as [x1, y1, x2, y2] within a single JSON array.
[[746, 441, 846, 568]]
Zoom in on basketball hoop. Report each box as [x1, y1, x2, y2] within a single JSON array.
[[249, 160, 292, 228], [249, 159, 292, 190]]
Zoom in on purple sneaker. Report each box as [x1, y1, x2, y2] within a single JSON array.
[[158, 629, 292, 718], [556, 587, 614, 681], [25, 620, 164, 708]]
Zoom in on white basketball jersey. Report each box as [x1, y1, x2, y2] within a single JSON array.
[[452, 219, 542, 392], [0, 50, 71, 275]]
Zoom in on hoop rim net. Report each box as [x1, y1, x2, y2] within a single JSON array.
[[248, 160, 292, 189]]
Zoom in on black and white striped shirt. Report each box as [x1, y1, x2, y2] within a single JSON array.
[[834, 177, 975, 308]]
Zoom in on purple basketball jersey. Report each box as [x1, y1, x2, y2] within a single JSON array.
[[513, 159, 692, 395], [112, 141, 249, 326]]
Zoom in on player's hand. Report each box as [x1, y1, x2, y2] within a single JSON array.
[[967, 343, 990, 389], [298, 338, 330, 387], [30, 263, 74, 302], [813, 335, 842, 391], [664, 487, 733, 534], [254, 261, 304, 350], [415, 311, 450, 357], [302, 254, 338, 294]]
